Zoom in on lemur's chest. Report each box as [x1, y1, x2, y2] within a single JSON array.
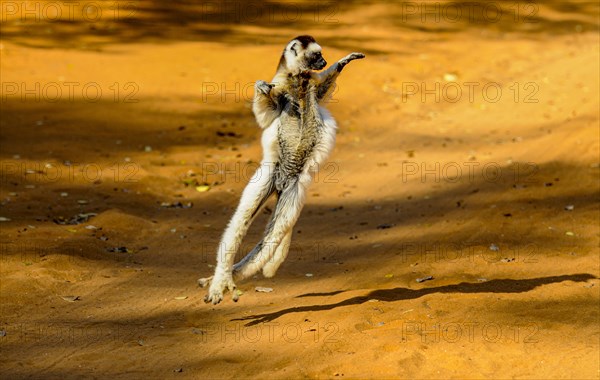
[[269, 73, 334, 169], [276, 74, 316, 114]]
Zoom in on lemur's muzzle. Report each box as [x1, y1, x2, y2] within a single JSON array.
[[312, 57, 327, 70]]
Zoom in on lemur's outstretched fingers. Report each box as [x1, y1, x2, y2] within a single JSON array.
[[337, 52, 366, 72], [343, 52, 366, 61]]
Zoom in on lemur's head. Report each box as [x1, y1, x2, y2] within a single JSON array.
[[278, 35, 327, 74]]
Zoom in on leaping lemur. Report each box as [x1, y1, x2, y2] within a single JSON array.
[[200, 35, 365, 304]]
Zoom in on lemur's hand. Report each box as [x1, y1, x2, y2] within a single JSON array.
[[255, 80, 274, 95], [337, 52, 366, 72], [344, 52, 366, 61]]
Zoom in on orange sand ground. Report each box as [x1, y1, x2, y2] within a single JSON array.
[[1, 1, 599, 378]]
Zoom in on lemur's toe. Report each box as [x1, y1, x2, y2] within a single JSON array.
[[198, 277, 212, 288]]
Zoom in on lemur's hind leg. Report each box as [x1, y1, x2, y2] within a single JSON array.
[[231, 198, 280, 274], [201, 162, 276, 304], [230, 191, 283, 278], [232, 176, 309, 281], [232, 217, 293, 279], [201, 174, 280, 292], [262, 230, 292, 278], [228, 232, 291, 281]]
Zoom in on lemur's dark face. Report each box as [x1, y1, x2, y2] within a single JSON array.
[[308, 49, 327, 70], [284, 36, 327, 73]]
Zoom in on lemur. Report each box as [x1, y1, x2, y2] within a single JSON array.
[[200, 35, 365, 304]]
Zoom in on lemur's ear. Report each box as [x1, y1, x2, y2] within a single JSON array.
[[289, 41, 299, 56]]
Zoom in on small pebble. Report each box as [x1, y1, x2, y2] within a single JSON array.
[[443, 73, 458, 82], [416, 276, 433, 283], [60, 295, 80, 302], [255, 286, 273, 293]]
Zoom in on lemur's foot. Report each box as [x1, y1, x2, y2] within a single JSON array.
[[203, 273, 238, 304], [255, 80, 274, 95]]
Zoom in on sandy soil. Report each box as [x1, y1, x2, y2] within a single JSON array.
[[1, 1, 599, 378]]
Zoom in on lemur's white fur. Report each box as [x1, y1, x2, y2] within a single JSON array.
[[199, 36, 364, 304]]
